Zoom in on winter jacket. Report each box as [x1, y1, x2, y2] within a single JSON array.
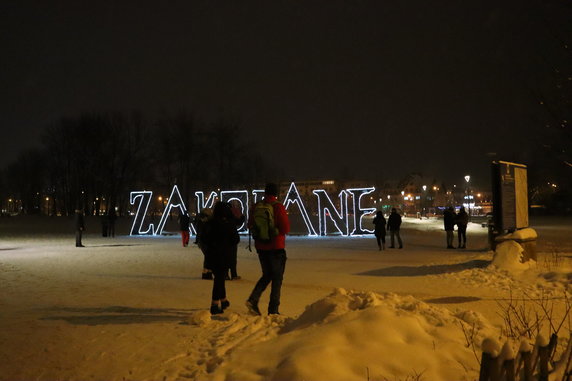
[[373, 213, 386, 236], [387, 211, 402, 231], [75, 211, 85, 231], [193, 208, 212, 248], [178, 213, 191, 231], [456, 210, 469, 228], [443, 209, 456, 231], [202, 217, 240, 270], [249, 195, 290, 251]]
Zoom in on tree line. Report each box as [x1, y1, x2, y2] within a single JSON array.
[[0, 111, 270, 216]]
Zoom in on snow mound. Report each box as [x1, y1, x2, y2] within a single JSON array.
[[491, 240, 534, 272], [206, 289, 484, 381]]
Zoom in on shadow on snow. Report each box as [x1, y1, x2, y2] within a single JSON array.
[[356, 259, 491, 277], [40, 305, 199, 326]]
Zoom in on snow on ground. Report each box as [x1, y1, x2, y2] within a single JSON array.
[[1, 215, 572, 380]]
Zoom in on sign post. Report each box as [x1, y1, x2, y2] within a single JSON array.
[[490, 161, 536, 261]]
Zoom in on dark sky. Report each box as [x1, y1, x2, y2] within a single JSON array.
[[1, 1, 569, 188]]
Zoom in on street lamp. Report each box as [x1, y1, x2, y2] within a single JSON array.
[[422, 185, 427, 217], [464, 175, 471, 216]]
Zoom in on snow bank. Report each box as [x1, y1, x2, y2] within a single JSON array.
[[491, 240, 534, 272], [192, 289, 485, 381]]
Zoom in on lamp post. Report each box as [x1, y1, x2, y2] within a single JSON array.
[[464, 175, 471, 217], [422, 185, 427, 217]]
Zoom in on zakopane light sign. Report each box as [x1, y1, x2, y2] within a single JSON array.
[[130, 182, 376, 237]]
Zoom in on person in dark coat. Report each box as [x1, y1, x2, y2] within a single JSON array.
[[228, 200, 245, 280], [107, 209, 117, 238], [387, 208, 403, 249], [75, 209, 85, 247], [443, 206, 456, 249], [456, 206, 469, 249], [101, 213, 109, 237], [178, 209, 191, 247], [194, 207, 214, 279], [202, 201, 240, 315], [372, 211, 387, 250]]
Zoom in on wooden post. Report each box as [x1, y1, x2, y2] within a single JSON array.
[[538, 344, 549, 381], [480, 351, 503, 381], [502, 358, 515, 381], [480, 338, 501, 381], [520, 350, 532, 381]]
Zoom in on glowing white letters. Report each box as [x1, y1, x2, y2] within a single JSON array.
[[346, 187, 376, 235], [155, 185, 187, 235], [283, 182, 317, 236], [130, 183, 377, 237], [129, 191, 154, 235], [313, 189, 348, 235]]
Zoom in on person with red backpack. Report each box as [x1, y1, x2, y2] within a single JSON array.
[[245, 183, 290, 315]]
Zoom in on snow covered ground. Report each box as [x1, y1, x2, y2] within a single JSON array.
[[1, 215, 572, 380]]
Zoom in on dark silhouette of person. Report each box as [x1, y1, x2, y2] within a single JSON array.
[[228, 200, 245, 280], [101, 213, 109, 237], [107, 208, 117, 238], [178, 209, 191, 247], [201, 201, 240, 315], [387, 208, 403, 249], [372, 211, 387, 250], [194, 208, 214, 279], [456, 206, 469, 248], [75, 209, 85, 247], [443, 206, 456, 249]]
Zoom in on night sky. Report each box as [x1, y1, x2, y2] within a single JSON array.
[[1, 1, 569, 187]]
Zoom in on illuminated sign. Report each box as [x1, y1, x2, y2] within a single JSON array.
[[129, 182, 376, 236]]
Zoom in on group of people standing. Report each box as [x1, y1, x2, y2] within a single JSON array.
[[443, 206, 469, 249], [373, 208, 404, 250], [372, 206, 470, 251], [185, 183, 290, 316]]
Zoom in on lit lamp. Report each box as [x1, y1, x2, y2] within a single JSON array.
[[464, 175, 471, 216], [422, 185, 427, 216]]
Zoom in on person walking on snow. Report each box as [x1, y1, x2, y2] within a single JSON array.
[[246, 183, 290, 316], [201, 201, 240, 315], [443, 206, 456, 249], [456, 206, 469, 249], [228, 200, 245, 280], [387, 208, 403, 249], [178, 209, 191, 247], [372, 210, 387, 250], [194, 207, 214, 279]]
